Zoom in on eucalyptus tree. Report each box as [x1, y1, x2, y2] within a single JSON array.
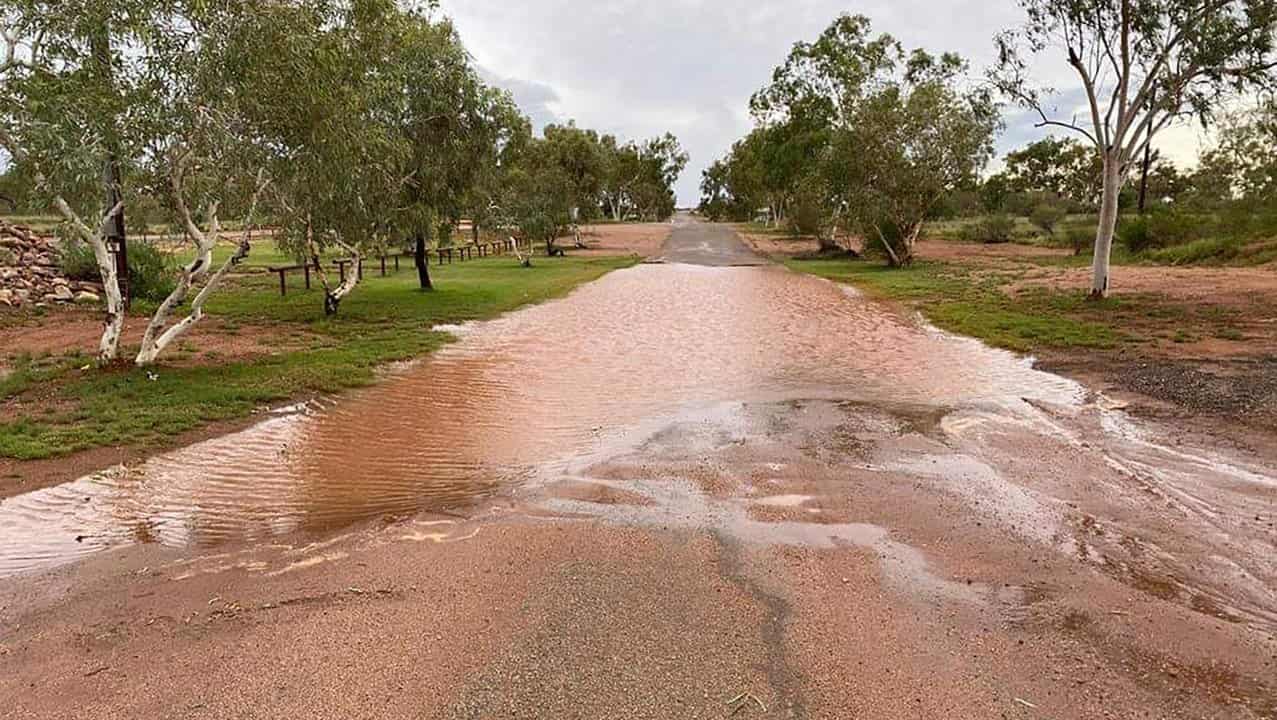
[[0, 0, 168, 362], [241, 0, 408, 316], [752, 14, 997, 265], [992, 0, 1277, 297], [132, 2, 284, 365], [1194, 99, 1277, 203], [381, 12, 519, 290], [833, 50, 998, 266], [1003, 136, 1102, 205], [628, 133, 688, 221], [699, 133, 768, 222], [750, 14, 896, 232], [499, 134, 575, 258], [600, 135, 636, 221]]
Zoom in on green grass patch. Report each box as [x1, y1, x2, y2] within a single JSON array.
[[1139, 237, 1277, 266], [0, 254, 636, 459], [785, 257, 1121, 353]]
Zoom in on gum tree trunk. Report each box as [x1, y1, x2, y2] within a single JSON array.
[[1090, 156, 1122, 299], [414, 232, 432, 290]]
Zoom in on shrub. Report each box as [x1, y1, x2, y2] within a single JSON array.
[[1118, 207, 1209, 253], [60, 241, 100, 281], [1029, 203, 1067, 237], [960, 214, 1016, 244], [1062, 224, 1093, 256], [60, 239, 175, 301], [1117, 215, 1156, 253]]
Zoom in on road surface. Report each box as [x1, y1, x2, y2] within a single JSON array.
[[2, 219, 1274, 719]]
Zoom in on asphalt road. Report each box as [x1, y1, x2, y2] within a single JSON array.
[[655, 215, 770, 266]]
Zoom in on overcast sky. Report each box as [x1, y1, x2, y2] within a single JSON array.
[[439, 0, 1210, 206]]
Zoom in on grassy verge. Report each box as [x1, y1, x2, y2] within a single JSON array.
[[785, 257, 1250, 355], [0, 254, 636, 460]]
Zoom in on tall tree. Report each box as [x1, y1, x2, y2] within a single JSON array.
[[0, 0, 164, 362], [991, 0, 1277, 297]]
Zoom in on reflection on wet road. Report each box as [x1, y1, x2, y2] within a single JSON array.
[[2, 219, 1274, 633]]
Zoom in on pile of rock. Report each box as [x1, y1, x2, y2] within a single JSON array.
[[0, 222, 102, 308]]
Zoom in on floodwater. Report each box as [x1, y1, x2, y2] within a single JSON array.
[[2, 220, 1274, 633]]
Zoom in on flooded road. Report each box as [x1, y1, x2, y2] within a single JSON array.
[[2, 219, 1275, 719]]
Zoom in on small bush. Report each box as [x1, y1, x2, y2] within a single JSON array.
[[1117, 215, 1156, 253], [60, 239, 176, 301], [960, 214, 1016, 244], [60, 241, 101, 281], [1119, 207, 1210, 253], [1029, 203, 1067, 237], [1062, 227, 1093, 259]]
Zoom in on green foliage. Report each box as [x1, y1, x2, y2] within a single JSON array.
[[60, 238, 175, 301], [1003, 136, 1100, 207], [1029, 202, 1067, 236], [59, 241, 99, 282], [126, 240, 177, 302], [1061, 223, 1094, 255], [1194, 99, 1277, 204], [961, 214, 1016, 244], [1117, 208, 1208, 253], [733, 13, 999, 266]]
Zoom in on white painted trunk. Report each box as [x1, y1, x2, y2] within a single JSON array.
[[321, 237, 361, 316], [54, 198, 125, 363], [1091, 158, 1123, 298], [510, 235, 531, 267]]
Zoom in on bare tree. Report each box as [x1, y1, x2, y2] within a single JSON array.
[[992, 0, 1277, 297]]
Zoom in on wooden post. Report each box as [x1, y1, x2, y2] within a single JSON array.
[[278, 270, 286, 297], [304, 263, 311, 289], [380, 256, 387, 276]]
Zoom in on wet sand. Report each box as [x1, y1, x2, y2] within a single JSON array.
[[2, 217, 1275, 719]]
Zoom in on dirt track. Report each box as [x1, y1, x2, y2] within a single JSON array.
[[2, 219, 1275, 719]]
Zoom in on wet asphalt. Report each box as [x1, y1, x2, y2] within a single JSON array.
[[655, 216, 770, 267]]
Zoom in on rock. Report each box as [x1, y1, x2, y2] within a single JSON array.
[[74, 291, 100, 303], [52, 285, 74, 301], [0, 289, 12, 306]]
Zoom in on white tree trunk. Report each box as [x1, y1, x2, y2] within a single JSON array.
[[0, 126, 126, 363], [510, 235, 531, 267], [54, 197, 125, 364], [1091, 157, 1123, 298], [135, 169, 268, 365], [308, 224, 360, 316]]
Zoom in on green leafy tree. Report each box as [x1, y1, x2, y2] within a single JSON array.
[[498, 134, 575, 258], [834, 49, 999, 265], [1194, 99, 1277, 203], [992, 0, 1277, 297], [1003, 135, 1101, 207]]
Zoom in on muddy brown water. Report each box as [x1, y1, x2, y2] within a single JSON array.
[[2, 219, 1275, 634]]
